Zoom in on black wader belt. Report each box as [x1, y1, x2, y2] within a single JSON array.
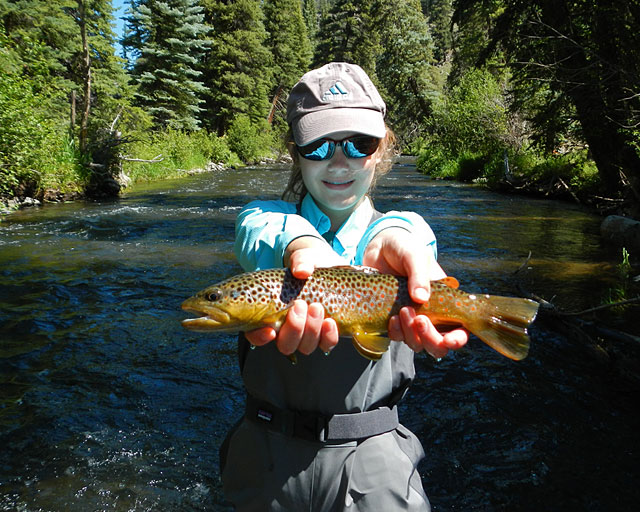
[[245, 395, 399, 443]]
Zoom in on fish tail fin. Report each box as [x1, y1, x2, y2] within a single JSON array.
[[467, 297, 539, 360]]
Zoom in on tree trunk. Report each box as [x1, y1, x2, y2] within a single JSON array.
[[78, 0, 91, 153], [70, 89, 76, 137]]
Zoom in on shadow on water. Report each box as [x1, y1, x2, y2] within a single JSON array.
[[1, 163, 638, 510]]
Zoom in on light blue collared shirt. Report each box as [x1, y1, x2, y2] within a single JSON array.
[[234, 194, 437, 272]]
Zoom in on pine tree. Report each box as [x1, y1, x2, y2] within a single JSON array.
[[313, 0, 379, 77], [123, 0, 209, 131], [1, 0, 130, 138], [262, 0, 312, 126], [302, 0, 319, 50], [200, 0, 272, 135], [421, 0, 453, 62], [376, 0, 439, 142]]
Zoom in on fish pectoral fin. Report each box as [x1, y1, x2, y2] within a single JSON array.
[[260, 308, 292, 330], [352, 331, 391, 361], [435, 276, 460, 289]]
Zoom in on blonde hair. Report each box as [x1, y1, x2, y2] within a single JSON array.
[[281, 127, 397, 203]]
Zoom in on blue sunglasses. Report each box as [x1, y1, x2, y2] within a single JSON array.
[[296, 136, 380, 161]]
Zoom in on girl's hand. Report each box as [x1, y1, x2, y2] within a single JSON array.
[[363, 228, 469, 359], [244, 236, 342, 355]]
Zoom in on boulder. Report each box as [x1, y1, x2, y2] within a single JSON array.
[[601, 215, 640, 253]]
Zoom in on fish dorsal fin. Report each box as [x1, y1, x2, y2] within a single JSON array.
[[352, 331, 391, 361], [436, 276, 460, 289]]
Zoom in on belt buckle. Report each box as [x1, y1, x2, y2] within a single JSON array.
[[293, 411, 328, 442]]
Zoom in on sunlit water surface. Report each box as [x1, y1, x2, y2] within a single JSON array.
[[1, 163, 638, 511]]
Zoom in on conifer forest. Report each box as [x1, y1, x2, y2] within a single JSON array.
[[1, 1, 639, 217]]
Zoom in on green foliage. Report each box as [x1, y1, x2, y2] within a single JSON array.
[[430, 68, 509, 155], [226, 115, 275, 164], [124, 0, 209, 131], [314, 0, 380, 76], [123, 130, 237, 182], [421, 0, 453, 61], [416, 144, 488, 182], [0, 70, 79, 197], [603, 248, 633, 310], [453, 0, 640, 205], [263, 0, 312, 92], [376, 0, 438, 144], [200, 0, 272, 134]]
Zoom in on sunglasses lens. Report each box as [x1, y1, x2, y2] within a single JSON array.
[[297, 140, 335, 160], [296, 136, 380, 160], [343, 136, 380, 158]]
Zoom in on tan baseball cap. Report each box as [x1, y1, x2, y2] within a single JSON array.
[[287, 62, 387, 146]]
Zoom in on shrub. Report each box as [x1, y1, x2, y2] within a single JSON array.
[[457, 151, 489, 182], [0, 71, 79, 197], [226, 115, 275, 163]]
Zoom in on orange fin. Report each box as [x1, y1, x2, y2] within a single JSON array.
[[435, 276, 460, 289]]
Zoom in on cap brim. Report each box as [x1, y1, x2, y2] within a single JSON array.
[[292, 108, 386, 145]]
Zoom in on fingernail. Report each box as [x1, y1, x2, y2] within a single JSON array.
[[414, 287, 429, 302], [293, 301, 305, 317], [294, 263, 313, 275]]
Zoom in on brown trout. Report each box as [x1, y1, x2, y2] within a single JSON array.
[[181, 266, 539, 361]]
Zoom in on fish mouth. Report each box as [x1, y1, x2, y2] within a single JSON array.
[[181, 300, 232, 331]]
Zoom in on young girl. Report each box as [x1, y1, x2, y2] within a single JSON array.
[[222, 62, 468, 511]]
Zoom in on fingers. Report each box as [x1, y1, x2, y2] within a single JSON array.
[[289, 251, 315, 279], [319, 318, 339, 354], [272, 300, 335, 356], [277, 300, 308, 355], [391, 307, 468, 360], [244, 326, 276, 346], [406, 264, 430, 304], [297, 302, 325, 355]]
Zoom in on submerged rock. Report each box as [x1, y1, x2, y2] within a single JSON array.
[[601, 215, 640, 253]]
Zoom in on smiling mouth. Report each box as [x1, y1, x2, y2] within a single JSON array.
[[323, 180, 354, 189]]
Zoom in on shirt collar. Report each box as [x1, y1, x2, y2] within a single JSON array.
[[300, 194, 374, 255]]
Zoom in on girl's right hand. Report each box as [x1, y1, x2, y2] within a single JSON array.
[[244, 236, 343, 355]]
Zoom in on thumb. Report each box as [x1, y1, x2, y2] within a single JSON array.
[[404, 253, 431, 303]]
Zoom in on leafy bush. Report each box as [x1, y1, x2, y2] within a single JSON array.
[[226, 115, 275, 163], [0, 71, 79, 197], [457, 151, 489, 182], [416, 144, 450, 175], [430, 68, 510, 156], [123, 129, 238, 182]]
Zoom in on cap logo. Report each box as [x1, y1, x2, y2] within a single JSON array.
[[322, 81, 349, 102]]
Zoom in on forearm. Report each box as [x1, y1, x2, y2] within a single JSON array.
[[234, 200, 322, 271]]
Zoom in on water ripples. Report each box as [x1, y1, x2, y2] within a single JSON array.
[[1, 164, 638, 511]]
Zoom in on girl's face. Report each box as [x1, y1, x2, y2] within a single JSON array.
[[299, 131, 382, 229]]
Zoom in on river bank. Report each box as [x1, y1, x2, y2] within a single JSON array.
[[4, 155, 639, 256]]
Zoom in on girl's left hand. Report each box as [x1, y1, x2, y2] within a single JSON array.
[[363, 227, 469, 359]]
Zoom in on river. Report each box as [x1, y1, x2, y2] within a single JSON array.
[[1, 162, 638, 511]]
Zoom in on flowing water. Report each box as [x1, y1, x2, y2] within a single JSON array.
[[1, 163, 638, 511]]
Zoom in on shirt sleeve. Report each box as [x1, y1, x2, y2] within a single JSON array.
[[354, 211, 438, 264], [234, 200, 325, 271]]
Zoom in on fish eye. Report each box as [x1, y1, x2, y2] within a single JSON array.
[[206, 292, 220, 302]]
